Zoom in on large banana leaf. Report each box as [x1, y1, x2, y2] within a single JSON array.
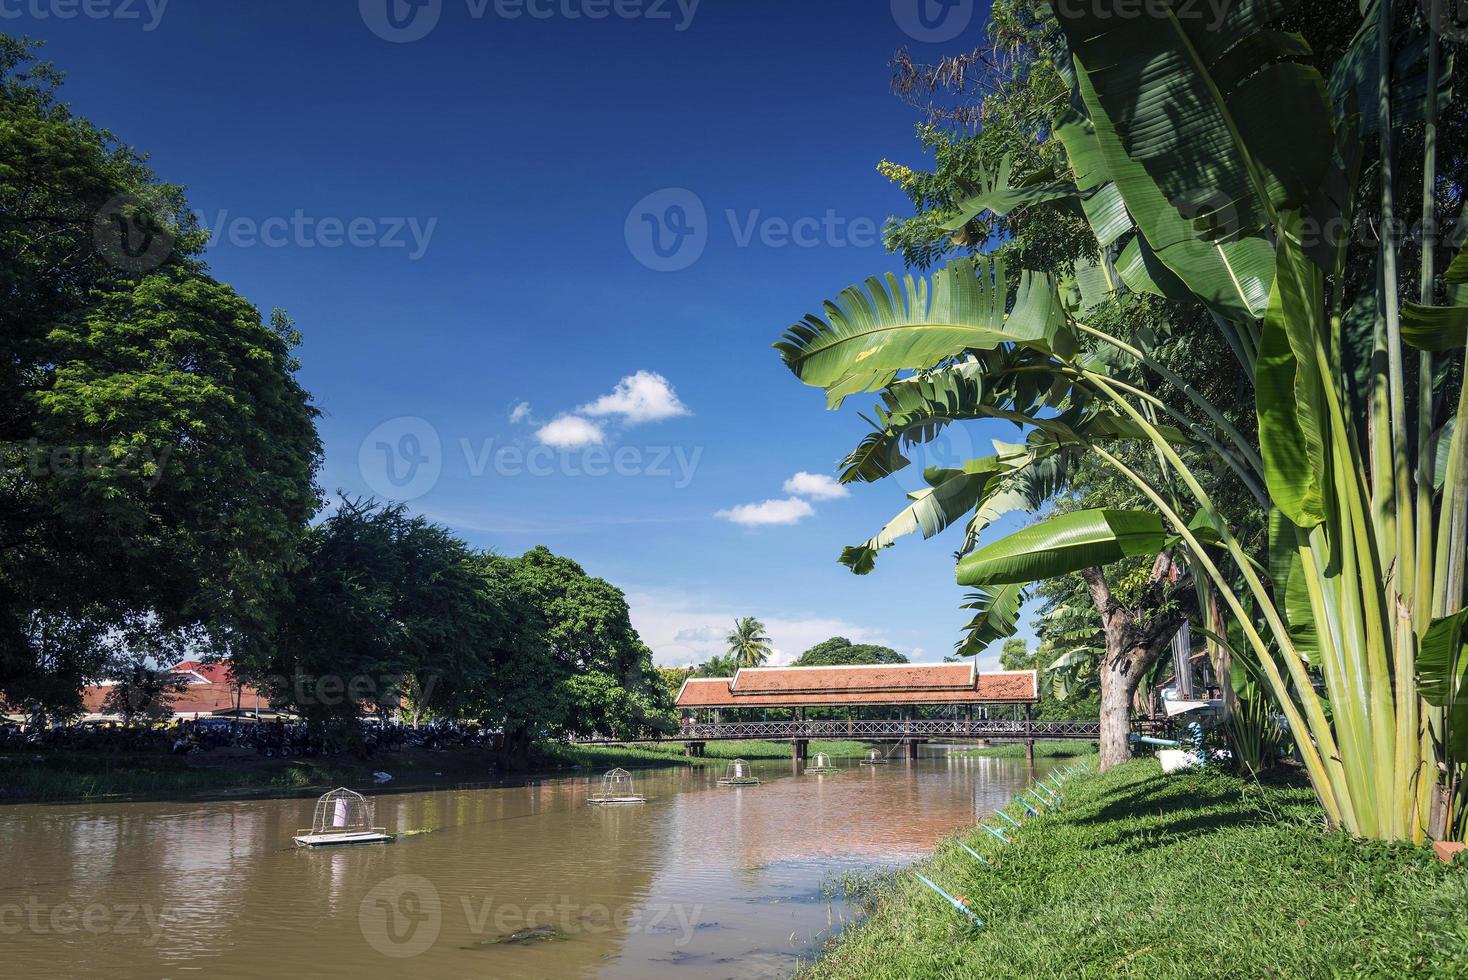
[[955, 508, 1168, 586], [1055, 0, 1334, 241], [1256, 215, 1330, 528], [1267, 507, 1319, 663], [838, 458, 1010, 575], [937, 156, 1080, 232], [774, 257, 1073, 407], [1328, 0, 1453, 136], [836, 357, 1079, 485], [1053, 105, 1134, 249], [954, 582, 1027, 656], [1071, 67, 1275, 326], [1418, 610, 1468, 758], [1403, 242, 1468, 350]]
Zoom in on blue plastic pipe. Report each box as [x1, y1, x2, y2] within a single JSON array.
[[957, 841, 992, 867], [914, 872, 984, 926], [994, 809, 1023, 830], [981, 823, 1009, 844]]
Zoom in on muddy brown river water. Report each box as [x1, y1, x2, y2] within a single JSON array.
[[0, 752, 1060, 978]]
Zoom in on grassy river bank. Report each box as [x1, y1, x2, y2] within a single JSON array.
[[0, 738, 877, 804], [803, 759, 1468, 979]]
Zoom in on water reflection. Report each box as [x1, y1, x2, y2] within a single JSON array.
[[0, 753, 1058, 979]]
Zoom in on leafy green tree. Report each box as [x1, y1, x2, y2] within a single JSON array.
[[483, 547, 673, 757], [694, 653, 739, 677], [725, 617, 772, 668], [255, 500, 493, 731], [792, 636, 908, 666], [0, 38, 320, 715], [997, 637, 1032, 671]]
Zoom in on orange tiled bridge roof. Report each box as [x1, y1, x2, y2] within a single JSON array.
[[676, 664, 1038, 708]]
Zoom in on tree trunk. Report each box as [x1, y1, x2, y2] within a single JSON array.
[[1099, 655, 1136, 769], [1082, 555, 1198, 772]]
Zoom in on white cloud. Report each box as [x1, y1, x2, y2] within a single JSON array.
[[535, 415, 605, 448], [783, 471, 849, 500], [509, 401, 533, 424], [580, 370, 690, 424], [626, 587, 894, 668], [715, 497, 815, 527]]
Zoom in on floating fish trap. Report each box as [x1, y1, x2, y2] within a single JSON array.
[[805, 751, 841, 774], [717, 758, 761, 785], [293, 787, 392, 847], [589, 767, 646, 804]]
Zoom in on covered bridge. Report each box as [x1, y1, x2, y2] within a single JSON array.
[[674, 663, 1064, 759]]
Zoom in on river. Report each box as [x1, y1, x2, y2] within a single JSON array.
[[0, 751, 1058, 978]]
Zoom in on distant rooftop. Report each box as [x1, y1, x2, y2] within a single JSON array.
[[676, 663, 1038, 708]]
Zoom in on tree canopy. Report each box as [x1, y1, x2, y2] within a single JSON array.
[[792, 637, 908, 666]]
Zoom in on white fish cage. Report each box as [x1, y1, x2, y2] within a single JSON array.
[[293, 787, 392, 847], [589, 767, 646, 804], [717, 758, 761, 785], [805, 751, 841, 774], [858, 747, 889, 765]]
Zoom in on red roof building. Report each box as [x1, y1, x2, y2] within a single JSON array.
[[77, 661, 274, 721], [674, 663, 1038, 710]]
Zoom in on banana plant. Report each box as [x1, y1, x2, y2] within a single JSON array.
[[776, 0, 1465, 840]]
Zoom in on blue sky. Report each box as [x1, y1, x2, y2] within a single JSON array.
[[20, 0, 1036, 668]]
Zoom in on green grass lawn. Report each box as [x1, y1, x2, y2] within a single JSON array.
[[803, 759, 1468, 979], [948, 739, 1097, 759]]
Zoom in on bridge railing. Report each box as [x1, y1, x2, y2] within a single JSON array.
[[672, 718, 1101, 741]]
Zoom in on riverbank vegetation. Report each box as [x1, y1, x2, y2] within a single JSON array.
[[0, 740, 885, 804], [776, 0, 1468, 840], [949, 740, 1095, 759], [806, 761, 1468, 978]]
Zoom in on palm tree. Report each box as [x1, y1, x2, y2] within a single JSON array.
[[725, 617, 772, 668]]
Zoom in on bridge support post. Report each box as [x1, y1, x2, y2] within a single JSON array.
[[792, 738, 808, 762], [907, 739, 920, 760], [1025, 740, 1035, 766], [685, 741, 705, 757]]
